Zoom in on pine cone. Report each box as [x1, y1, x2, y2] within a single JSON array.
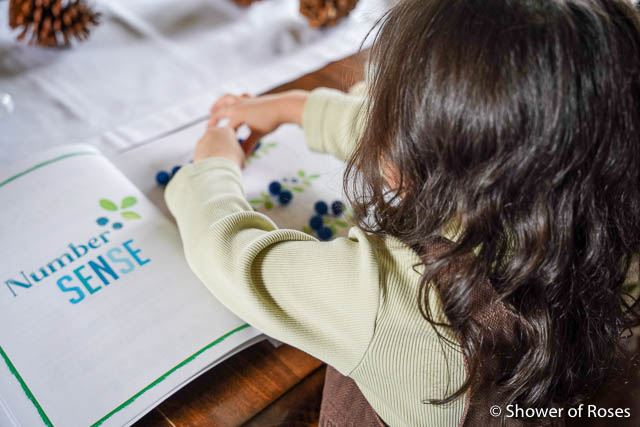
[[300, 0, 358, 28], [231, 0, 264, 7], [9, 0, 100, 48]]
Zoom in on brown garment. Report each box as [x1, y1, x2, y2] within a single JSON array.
[[319, 365, 386, 427], [318, 364, 565, 426]]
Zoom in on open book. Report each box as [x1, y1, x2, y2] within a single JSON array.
[[0, 144, 264, 426], [0, 123, 348, 427]]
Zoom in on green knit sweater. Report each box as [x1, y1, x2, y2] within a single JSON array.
[[165, 88, 467, 426]]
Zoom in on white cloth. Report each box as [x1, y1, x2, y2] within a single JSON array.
[[0, 0, 389, 167]]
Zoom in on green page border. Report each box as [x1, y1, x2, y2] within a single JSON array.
[[0, 151, 100, 188], [1, 151, 252, 425], [92, 324, 251, 426], [1, 324, 251, 426]]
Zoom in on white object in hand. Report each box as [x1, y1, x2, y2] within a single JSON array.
[[0, 93, 15, 118]]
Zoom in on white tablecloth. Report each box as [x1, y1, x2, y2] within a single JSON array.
[[0, 0, 388, 167]]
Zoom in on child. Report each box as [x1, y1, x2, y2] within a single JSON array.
[[165, 0, 640, 425]]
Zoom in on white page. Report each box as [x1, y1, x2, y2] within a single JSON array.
[[0, 145, 261, 427]]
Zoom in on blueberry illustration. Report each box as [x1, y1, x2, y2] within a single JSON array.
[[292, 178, 298, 183], [113, 222, 123, 230], [96, 217, 109, 226], [279, 190, 293, 205], [331, 201, 345, 216], [269, 181, 282, 195], [309, 215, 324, 230], [171, 165, 181, 176], [318, 226, 333, 241], [254, 141, 262, 152], [314, 201, 328, 215], [156, 170, 170, 185]]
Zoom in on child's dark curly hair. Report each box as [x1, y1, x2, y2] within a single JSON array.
[[346, 0, 640, 416]]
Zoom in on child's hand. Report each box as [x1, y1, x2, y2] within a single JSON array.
[[208, 90, 308, 156], [194, 126, 245, 168]]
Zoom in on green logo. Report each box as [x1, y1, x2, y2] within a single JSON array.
[[96, 196, 141, 230]]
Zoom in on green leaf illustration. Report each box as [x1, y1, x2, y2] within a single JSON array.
[[302, 225, 313, 235], [329, 225, 337, 234], [121, 196, 137, 209], [100, 199, 118, 211], [292, 186, 304, 192], [266, 142, 277, 148], [298, 170, 306, 177], [264, 201, 274, 210], [250, 199, 262, 205], [335, 220, 348, 228], [261, 192, 270, 199], [308, 174, 321, 180], [121, 211, 141, 220], [303, 180, 311, 186]]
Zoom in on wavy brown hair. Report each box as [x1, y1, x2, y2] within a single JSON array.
[[346, 0, 640, 416]]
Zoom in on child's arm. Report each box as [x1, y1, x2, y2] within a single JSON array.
[[302, 87, 366, 162], [208, 88, 365, 162], [166, 127, 380, 376]]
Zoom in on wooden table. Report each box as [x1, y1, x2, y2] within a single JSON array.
[[135, 51, 368, 427]]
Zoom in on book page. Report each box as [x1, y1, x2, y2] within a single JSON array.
[[117, 123, 350, 239], [0, 145, 261, 427]]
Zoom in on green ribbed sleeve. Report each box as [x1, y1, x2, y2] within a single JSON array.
[[302, 87, 366, 161], [165, 158, 379, 375]]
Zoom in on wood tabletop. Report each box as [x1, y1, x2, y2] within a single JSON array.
[[134, 50, 368, 427]]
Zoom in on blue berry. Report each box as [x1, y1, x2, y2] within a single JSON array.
[[237, 138, 245, 144], [318, 226, 333, 241], [113, 222, 123, 230], [331, 200, 345, 216], [309, 215, 324, 230], [292, 178, 298, 183], [314, 201, 328, 215], [96, 217, 109, 226], [254, 141, 262, 152], [279, 190, 293, 205], [171, 165, 181, 176], [156, 170, 170, 185], [268, 181, 282, 195]]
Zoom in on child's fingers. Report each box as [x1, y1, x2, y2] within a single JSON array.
[[227, 117, 243, 130], [208, 106, 234, 127], [209, 102, 252, 129], [208, 110, 222, 127], [208, 110, 243, 130], [210, 94, 240, 113], [227, 115, 249, 131], [212, 93, 237, 108], [241, 134, 262, 156]]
